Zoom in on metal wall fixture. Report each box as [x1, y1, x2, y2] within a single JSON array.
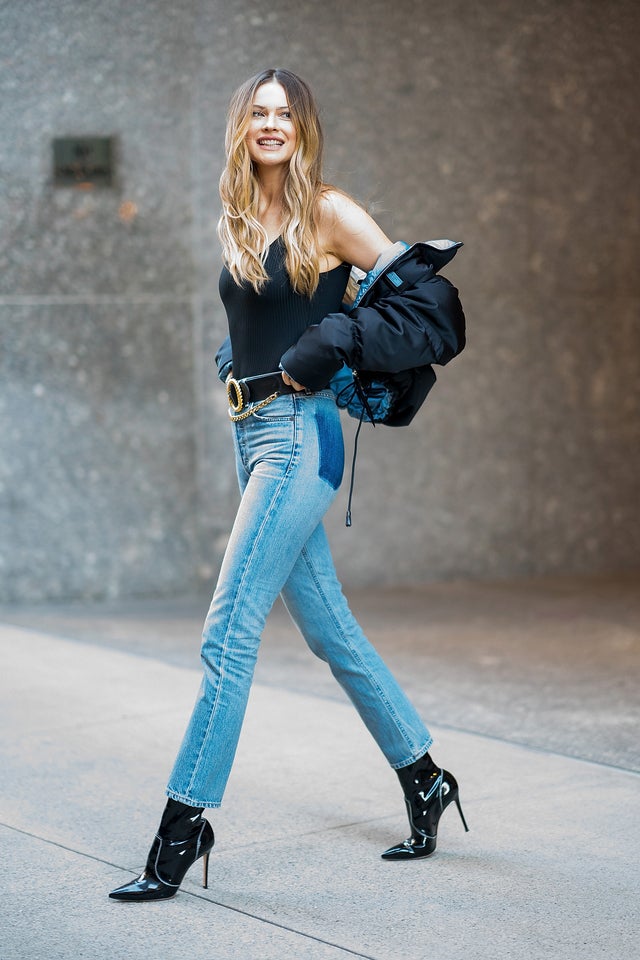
[[52, 136, 116, 188]]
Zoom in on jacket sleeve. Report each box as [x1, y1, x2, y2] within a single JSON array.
[[280, 313, 356, 390], [280, 262, 465, 388], [215, 336, 233, 383]]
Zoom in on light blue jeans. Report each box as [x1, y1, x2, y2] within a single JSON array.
[[167, 390, 432, 807]]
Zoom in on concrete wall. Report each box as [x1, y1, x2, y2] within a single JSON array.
[[1, 0, 639, 602]]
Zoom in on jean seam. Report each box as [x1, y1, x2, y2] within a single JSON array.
[[166, 788, 221, 809], [298, 544, 422, 760]]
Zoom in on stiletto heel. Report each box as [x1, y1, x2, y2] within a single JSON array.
[[109, 799, 215, 901], [202, 850, 210, 889], [381, 755, 469, 861], [455, 795, 469, 832]]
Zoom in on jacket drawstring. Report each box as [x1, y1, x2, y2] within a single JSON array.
[[345, 373, 376, 527]]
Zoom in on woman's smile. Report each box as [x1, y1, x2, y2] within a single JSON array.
[[246, 80, 296, 166]]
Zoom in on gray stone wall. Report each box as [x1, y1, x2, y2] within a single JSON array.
[[1, 0, 639, 602]]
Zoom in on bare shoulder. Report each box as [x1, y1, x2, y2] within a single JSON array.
[[318, 188, 365, 225], [318, 188, 392, 272]]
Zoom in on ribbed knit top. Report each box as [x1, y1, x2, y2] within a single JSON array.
[[219, 236, 351, 380]]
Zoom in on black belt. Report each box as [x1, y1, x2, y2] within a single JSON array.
[[226, 371, 299, 415]]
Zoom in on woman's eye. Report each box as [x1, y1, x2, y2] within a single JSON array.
[[280, 112, 291, 119], [252, 110, 264, 118]]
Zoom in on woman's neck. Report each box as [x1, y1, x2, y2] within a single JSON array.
[[255, 165, 288, 239]]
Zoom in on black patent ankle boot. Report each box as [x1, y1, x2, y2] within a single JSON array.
[[109, 798, 215, 901], [381, 754, 469, 861]]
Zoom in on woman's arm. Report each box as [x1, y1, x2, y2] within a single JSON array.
[[281, 192, 393, 390], [319, 189, 393, 272], [282, 192, 394, 391]]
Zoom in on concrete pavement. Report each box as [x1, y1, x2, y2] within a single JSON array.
[[1, 575, 638, 959]]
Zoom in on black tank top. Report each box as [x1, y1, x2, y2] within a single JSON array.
[[219, 236, 351, 380]]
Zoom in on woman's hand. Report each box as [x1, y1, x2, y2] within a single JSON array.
[[281, 370, 307, 391]]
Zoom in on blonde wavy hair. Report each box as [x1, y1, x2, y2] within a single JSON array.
[[218, 69, 327, 298]]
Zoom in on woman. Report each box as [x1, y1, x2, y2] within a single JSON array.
[[109, 68, 467, 903]]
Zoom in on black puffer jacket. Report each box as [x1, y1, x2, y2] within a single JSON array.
[[280, 240, 466, 426]]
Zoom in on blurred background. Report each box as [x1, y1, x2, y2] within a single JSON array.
[[1, 0, 639, 604]]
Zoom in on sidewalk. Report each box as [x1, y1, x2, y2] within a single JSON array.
[[1, 577, 638, 960]]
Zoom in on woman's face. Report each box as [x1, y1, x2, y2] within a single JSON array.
[[245, 81, 297, 168]]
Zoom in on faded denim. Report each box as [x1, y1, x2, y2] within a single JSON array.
[[167, 391, 432, 807]]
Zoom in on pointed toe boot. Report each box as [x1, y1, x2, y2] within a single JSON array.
[[382, 756, 469, 861], [109, 799, 215, 902]]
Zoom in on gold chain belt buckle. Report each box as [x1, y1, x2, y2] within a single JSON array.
[[226, 377, 245, 414], [226, 376, 280, 422]]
